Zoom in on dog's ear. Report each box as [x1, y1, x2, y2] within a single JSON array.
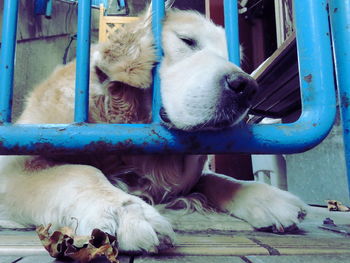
[[90, 1, 177, 90], [91, 12, 156, 90]]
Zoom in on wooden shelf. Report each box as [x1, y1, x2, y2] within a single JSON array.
[[249, 33, 300, 123]]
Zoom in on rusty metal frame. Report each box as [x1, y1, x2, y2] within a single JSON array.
[[0, 0, 337, 155]]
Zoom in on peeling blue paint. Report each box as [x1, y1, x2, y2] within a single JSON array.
[[0, 0, 337, 155]]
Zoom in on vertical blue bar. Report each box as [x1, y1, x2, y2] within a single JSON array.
[[224, 0, 240, 66], [74, 0, 92, 123], [151, 0, 165, 123], [119, 0, 126, 9], [294, 0, 336, 115], [46, 0, 53, 17], [329, 0, 350, 196], [0, 0, 19, 123]]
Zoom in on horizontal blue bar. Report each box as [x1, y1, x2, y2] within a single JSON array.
[[0, 119, 338, 154]]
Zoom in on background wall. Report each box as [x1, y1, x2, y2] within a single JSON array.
[[286, 114, 350, 204], [0, 0, 99, 120]]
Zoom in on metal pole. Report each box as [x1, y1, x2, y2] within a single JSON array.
[[329, 0, 350, 196], [74, 0, 92, 122], [0, 0, 19, 123], [151, 0, 165, 123], [224, 0, 240, 66], [293, 0, 336, 124]]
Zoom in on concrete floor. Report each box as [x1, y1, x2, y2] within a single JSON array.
[[1, 208, 350, 263]]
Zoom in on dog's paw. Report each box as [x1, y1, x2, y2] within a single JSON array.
[[72, 193, 174, 252], [116, 197, 175, 252], [226, 182, 307, 233]]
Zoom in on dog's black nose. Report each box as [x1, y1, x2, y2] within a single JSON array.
[[225, 72, 258, 101]]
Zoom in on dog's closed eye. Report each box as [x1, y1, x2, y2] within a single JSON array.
[[179, 36, 197, 48]]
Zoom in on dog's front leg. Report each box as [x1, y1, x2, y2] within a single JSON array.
[[194, 172, 307, 232], [4, 163, 174, 251]]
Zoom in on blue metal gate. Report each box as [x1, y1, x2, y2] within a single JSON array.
[[0, 0, 341, 158]]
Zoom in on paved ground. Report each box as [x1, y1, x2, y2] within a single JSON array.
[[1, 207, 350, 263]]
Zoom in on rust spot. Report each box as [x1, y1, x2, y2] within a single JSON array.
[[312, 123, 317, 127], [73, 122, 86, 126], [226, 142, 235, 151], [33, 142, 69, 155], [0, 141, 24, 154], [341, 94, 350, 108], [150, 129, 167, 143], [180, 135, 201, 153], [83, 139, 139, 153], [304, 74, 313, 83]]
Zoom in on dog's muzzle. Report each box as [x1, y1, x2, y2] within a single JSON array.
[[160, 71, 258, 130], [207, 71, 258, 129]]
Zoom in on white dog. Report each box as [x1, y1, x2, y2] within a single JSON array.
[[0, 2, 306, 252]]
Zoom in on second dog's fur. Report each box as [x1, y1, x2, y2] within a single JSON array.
[[0, 2, 307, 252]]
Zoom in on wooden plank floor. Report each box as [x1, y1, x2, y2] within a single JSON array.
[[1, 208, 350, 263]]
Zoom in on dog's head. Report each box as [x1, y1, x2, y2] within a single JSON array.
[[160, 9, 258, 131], [92, 3, 258, 130]]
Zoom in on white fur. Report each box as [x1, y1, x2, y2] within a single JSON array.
[[0, 157, 173, 251], [160, 10, 246, 130], [224, 180, 306, 230]]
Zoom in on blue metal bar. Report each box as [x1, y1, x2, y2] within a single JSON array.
[[0, 0, 337, 155], [119, 0, 126, 9], [294, 0, 336, 116], [329, 0, 350, 195], [34, 0, 48, 15], [151, 0, 165, 122], [74, 0, 92, 122], [46, 0, 53, 17], [0, 0, 19, 123], [224, 0, 240, 66]]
